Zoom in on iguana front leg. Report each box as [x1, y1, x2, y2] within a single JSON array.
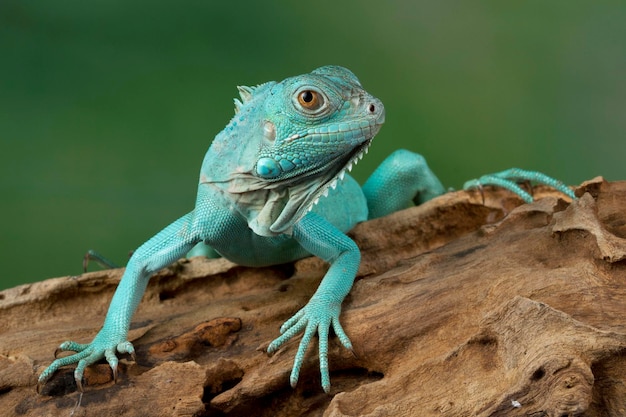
[[267, 212, 359, 393], [38, 212, 202, 391]]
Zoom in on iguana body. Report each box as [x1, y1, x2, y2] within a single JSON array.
[[38, 66, 575, 393]]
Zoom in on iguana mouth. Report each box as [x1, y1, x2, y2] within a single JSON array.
[[304, 137, 373, 213]]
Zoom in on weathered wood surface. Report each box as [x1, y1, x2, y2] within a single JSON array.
[[1, 178, 625, 417]]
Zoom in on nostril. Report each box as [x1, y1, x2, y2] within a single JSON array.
[[368, 104, 376, 113]]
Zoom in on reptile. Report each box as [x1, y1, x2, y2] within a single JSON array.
[[38, 66, 575, 393]]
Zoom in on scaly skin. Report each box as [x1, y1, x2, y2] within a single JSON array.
[[38, 66, 575, 394]]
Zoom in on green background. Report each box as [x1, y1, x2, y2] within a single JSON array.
[[1, 1, 624, 290]]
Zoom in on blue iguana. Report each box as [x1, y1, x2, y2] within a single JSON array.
[[38, 66, 575, 393]]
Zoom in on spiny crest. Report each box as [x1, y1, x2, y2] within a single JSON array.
[[237, 85, 254, 103], [233, 85, 252, 114], [233, 82, 272, 114]]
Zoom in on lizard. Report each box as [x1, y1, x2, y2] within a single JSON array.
[[37, 65, 576, 394]]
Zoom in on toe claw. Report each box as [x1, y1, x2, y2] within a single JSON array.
[[348, 347, 358, 359], [75, 376, 84, 393], [290, 372, 299, 389], [322, 380, 331, 394], [477, 183, 485, 205]]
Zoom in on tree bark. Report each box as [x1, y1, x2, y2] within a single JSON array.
[[1, 177, 625, 417]]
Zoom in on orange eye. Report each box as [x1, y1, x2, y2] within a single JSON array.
[[297, 90, 322, 110]]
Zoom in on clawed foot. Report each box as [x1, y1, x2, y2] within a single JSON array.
[[463, 168, 576, 203], [267, 297, 352, 393], [38, 337, 135, 393]]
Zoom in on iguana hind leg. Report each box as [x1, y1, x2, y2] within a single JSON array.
[[362, 149, 446, 219], [463, 168, 576, 203]]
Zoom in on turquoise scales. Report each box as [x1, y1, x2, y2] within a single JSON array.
[[38, 66, 576, 393]]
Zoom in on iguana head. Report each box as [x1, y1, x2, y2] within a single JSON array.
[[201, 66, 385, 236]]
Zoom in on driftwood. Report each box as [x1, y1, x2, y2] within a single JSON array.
[[1, 177, 625, 417]]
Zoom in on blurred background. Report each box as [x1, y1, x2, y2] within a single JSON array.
[[1, 1, 624, 290]]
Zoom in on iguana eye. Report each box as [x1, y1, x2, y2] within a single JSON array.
[[297, 90, 323, 110]]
